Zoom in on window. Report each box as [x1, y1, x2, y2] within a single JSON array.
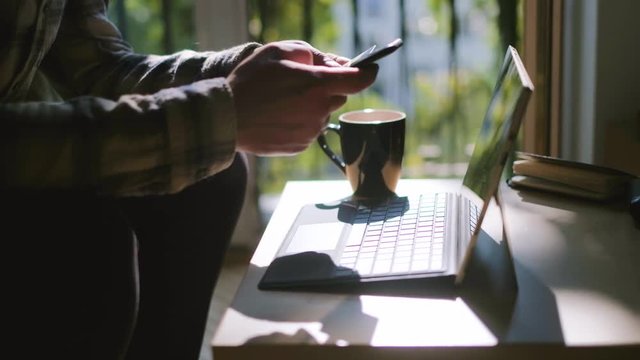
[[108, 0, 196, 54], [108, 0, 527, 198], [246, 0, 525, 194]]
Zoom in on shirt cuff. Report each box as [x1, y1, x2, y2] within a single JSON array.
[[163, 77, 238, 194], [201, 42, 262, 78]]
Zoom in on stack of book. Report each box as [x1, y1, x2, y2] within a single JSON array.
[[508, 152, 636, 201]]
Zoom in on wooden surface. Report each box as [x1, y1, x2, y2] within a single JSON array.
[[212, 179, 640, 358]]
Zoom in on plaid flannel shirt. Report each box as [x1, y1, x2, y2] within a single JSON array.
[[0, 0, 261, 196]]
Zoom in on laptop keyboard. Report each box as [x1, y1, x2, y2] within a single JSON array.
[[338, 194, 448, 277]]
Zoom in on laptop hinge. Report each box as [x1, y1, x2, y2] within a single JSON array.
[[454, 193, 471, 270], [447, 193, 462, 272]]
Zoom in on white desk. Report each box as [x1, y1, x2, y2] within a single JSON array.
[[212, 180, 640, 359]]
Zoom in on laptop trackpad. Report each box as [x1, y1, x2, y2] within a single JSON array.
[[285, 223, 345, 255]]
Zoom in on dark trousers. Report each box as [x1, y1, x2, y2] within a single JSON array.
[[4, 154, 247, 360]]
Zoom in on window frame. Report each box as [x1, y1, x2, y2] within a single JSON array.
[[522, 0, 563, 157]]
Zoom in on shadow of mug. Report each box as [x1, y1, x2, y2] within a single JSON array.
[[318, 109, 405, 201]]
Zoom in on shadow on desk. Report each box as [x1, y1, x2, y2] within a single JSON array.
[[460, 228, 564, 343], [511, 188, 640, 322], [232, 263, 379, 345], [229, 226, 565, 345]]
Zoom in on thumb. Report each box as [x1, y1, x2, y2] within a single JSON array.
[[317, 64, 379, 95]]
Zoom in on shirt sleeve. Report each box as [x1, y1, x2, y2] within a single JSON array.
[[1, 0, 261, 196], [1, 78, 239, 196], [43, 0, 261, 99]]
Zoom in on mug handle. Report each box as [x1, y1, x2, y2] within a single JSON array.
[[317, 123, 346, 174]]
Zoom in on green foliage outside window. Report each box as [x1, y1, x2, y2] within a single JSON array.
[[108, 0, 195, 54], [106, 0, 522, 195]]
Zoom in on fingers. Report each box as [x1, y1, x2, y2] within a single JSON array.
[[280, 60, 378, 95], [324, 64, 378, 95], [324, 53, 352, 66], [321, 55, 342, 67], [261, 42, 315, 65], [261, 42, 377, 95], [277, 41, 345, 67], [269, 40, 352, 67]]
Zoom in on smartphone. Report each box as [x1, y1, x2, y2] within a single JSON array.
[[346, 38, 403, 68]]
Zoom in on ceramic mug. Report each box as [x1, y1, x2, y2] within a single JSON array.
[[317, 109, 406, 200]]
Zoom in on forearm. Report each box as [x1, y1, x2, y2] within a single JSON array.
[[43, 1, 260, 98], [45, 43, 261, 99], [1, 78, 237, 196]]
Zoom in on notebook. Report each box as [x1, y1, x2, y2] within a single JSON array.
[[259, 46, 533, 292]]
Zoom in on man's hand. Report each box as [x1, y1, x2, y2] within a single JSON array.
[[227, 40, 378, 156]]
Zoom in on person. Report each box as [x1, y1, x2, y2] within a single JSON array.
[[0, 1, 378, 359]]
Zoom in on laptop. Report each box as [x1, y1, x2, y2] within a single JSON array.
[[259, 46, 533, 292]]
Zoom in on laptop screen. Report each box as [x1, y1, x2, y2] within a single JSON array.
[[460, 46, 534, 220]]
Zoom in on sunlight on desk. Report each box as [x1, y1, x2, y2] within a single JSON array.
[[215, 308, 330, 345], [361, 296, 496, 346], [556, 289, 640, 345], [215, 295, 496, 347]]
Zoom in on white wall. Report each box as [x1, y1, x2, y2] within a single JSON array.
[[195, 0, 249, 50], [562, 0, 640, 174], [561, 0, 598, 163], [594, 0, 640, 175]]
